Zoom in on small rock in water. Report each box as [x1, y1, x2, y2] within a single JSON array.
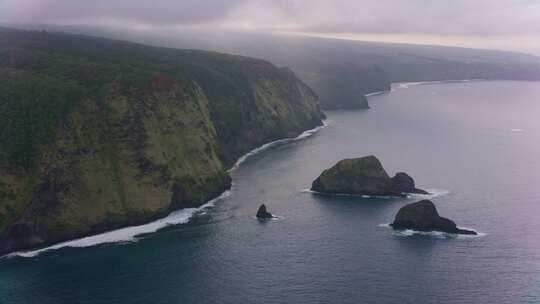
[[256, 204, 273, 219]]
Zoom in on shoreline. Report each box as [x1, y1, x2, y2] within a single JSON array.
[[5, 79, 492, 258], [363, 79, 487, 99], [5, 120, 328, 259], [228, 120, 328, 172], [302, 188, 450, 200], [393, 79, 487, 89], [378, 223, 486, 238], [365, 89, 391, 97]]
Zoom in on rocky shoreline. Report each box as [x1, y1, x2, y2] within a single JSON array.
[[0, 29, 325, 255], [2, 122, 326, 257]]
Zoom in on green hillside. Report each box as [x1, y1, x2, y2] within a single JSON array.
[[0, 28, 323, 254]]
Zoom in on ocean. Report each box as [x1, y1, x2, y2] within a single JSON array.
[[1, 81, 540, 304]]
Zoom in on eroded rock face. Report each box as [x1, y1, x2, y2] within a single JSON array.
[[391, 172, 429, 195], [310, 156, 428, 197], [0, 29, 323, 255], [256, 204, 273, 219], [390, 200, 477, 235]]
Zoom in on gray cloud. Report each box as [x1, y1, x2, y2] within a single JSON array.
[[230, 0, 540, 36], [1, 0, 539, 53], [0, 0, 247, 25]]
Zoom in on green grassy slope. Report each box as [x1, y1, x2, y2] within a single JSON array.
[[0, 28, 323, 254]]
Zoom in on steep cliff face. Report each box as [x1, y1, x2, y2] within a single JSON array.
[[295, 64, 391, 110], [0, 28, 323, 254], [20, 27, 540, 111]]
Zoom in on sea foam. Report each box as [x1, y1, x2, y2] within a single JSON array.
[[365, 90, 390, 97], [228, 120, 328, 172], [378, 223, 485, 239], [5, 191, 231, 259], [301, 188, 449, 200], [6, 120, 328, 258], [407, 188, 450, 199], [301, 189, 399, 199], [396, 79, 485, 89]]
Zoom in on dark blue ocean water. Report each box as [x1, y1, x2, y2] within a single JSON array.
[[1, 81, 540, 304]]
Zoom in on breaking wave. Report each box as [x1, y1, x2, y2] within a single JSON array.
[[228, 120, 328, 172], [365, 90, 390, 97], [6, 119, 328, 258], [301, 189, 400, 199], [378, 223, 486, 239], [395, 79, 485, 89], [5, 191, 231, 258], [301, 188, 449, 200], [407, 188, 450, 199]]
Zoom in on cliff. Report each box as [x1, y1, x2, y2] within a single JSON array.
[[0, 28, 324, 254], [116, 30, 538, 110], [20, 27, 540, 111], [295, 64, 391, 110]]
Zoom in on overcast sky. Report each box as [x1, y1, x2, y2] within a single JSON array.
[[1, 0, 540, 54]]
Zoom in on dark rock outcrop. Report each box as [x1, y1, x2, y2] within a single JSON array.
[[390, 200, 477, 235], [391, 172, 429, 195], [311, 156, 428, 197], [256, 204, 273, 219]]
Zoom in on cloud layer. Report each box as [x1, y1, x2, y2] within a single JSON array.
[[1, 0, 539, 53]]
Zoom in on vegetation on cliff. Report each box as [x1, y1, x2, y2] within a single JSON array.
[[21, 27, 540, 111], [129, 30, 540, 110], [0, 28, 323, 254], [295, 64, 390, 110]]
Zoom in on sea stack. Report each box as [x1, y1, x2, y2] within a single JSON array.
[[390, 200, 477, 235], [311, 156, 428, 197], [256, 204, 273, 219]]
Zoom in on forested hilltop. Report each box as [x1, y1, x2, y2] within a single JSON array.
[[195, 33, 540, 109], [35, 26, 540, 110], [0, 28, 323, 254]]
